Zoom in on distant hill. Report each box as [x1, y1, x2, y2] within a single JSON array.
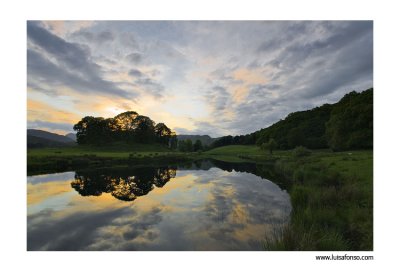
[[27, 129, 76, 148], [211, 88, 373, 151], [65, 133, 76, 141], [176, 135, 217, 146]]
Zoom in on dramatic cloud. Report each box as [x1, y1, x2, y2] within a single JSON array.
[[27, 21, 373, 136], [190, 21, 373, 135], [27, 22, 132, 98]]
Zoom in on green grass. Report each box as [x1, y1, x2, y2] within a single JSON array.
[[204, 145, 293, 162], [27, 142, 172, 158], [204, 146, 373, 250], [27, 143, 373, 250], [205, 145, 264, 155], [27, 143, 185, 175], [180, 145, 372, 250], [267, 149, 373, 250]]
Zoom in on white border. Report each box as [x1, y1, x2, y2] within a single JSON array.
[[1, 0, 399, 271]]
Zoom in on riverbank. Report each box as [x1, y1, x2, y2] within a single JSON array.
[[208, 146, 373, 250], [27, 148, 189, 176], [264, 149, 373, 250], [27, 144, 372, 250], [26, 144, 260, 174]]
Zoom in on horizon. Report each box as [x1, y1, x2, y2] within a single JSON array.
[[27, 21, 373, 137], [27, 87, 372, 138]]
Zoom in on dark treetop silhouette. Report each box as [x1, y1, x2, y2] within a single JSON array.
[[73, 111, 176, 146]]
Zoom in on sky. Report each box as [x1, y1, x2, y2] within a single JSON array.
[[27, 20, 373, 137]]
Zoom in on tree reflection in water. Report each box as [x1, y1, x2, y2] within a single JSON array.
[[71, 167, 177, 201]]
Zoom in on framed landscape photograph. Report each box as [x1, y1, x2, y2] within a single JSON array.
[[27, 20, 372, 252]]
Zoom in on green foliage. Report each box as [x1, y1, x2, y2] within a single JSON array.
[[261, 138, 278, 154], [211, 88, 372, 151], [193, 139, 203, 151], [266, 150, 372, 251], [185, 139, 193, 152], [177, 140, 186, 152], [154, 122, 171, 145], [134, 115, 156, 143], [255, 103, 333, 149], [260, 143, 268, 151], [292, 146, 312, 157], [73, 111, 175, 147], [177, 139, 194, 152], [177, 135, 216, 146], [73, 116, 114, 145], [326, 89, 373, 151], [169, 134, 178, 149], [211, 134, 256, 148]]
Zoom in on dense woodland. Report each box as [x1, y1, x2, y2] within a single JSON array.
[[211, 88, 373, 151], [73, 111, 178, 147]]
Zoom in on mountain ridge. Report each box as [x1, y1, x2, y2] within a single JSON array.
[[27, 129, 76, 148]]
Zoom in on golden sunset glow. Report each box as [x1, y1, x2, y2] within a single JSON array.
[[28, 20, 373, 137]]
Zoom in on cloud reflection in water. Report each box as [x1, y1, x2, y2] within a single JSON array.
[[27, 162, 291, 250]]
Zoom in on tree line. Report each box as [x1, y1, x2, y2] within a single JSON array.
[[177, 139, 204, 152], [211, 88, 373, 151], [73, 111, 178, 147]]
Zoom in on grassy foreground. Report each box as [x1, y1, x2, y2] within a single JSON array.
[[265, 149, 372, 250], [200, 145, 373, 250], [27, 144, 372, 250]]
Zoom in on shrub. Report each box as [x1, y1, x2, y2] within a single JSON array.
[[293, 146, 312, 157]]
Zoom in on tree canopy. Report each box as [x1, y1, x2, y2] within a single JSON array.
[[73, 111, 175, 146]]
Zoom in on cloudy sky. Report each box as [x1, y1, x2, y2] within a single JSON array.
[[27, 21, 373, 137]]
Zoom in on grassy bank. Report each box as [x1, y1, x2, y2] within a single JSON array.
[[197, 145, 373, 250], [27, 143, 188, 175], [27, 144, 373, 250], [27, 142, 171, 158], [206, 146, 373, 251], [264, 149, 373, 250], [27, 144, 260, 174]]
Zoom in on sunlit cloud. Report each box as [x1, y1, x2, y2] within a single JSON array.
[[233, 68, 267, 85], [27, 99, 80, 124], [42, 20, 95, 37]]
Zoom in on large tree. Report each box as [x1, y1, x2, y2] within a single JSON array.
[[73, 116, 113, 145], [134, 115, 155, 143], [73, 110, 177, 147], [113, 111, 139, 142], [113, 111, 139, 131], [155, 123, 172, 145], [261, 138, 277, 154]]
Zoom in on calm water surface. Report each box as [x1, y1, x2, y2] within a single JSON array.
[[27, 161, 291, 250]]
